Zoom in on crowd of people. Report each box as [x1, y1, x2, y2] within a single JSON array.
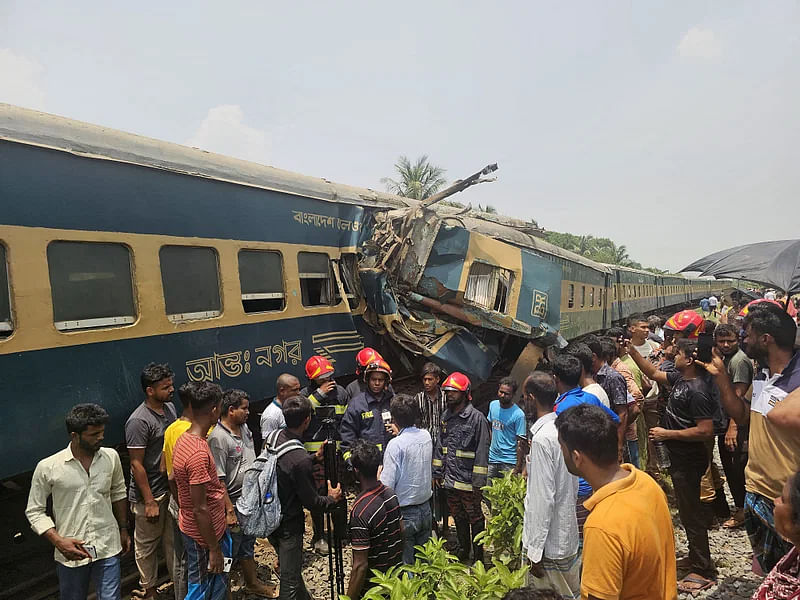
[[22, 293, 800, 600]]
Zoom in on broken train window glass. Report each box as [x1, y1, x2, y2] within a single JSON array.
[[333, 253, 361, 310], [464, 261, 514, 313]]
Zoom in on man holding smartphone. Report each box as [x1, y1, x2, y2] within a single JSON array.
[[26, 404, 130, 600], [625, 337, 717, 594]]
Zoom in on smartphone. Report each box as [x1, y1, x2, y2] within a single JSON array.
[[696, 332, 714, 363], [208, 556, 233, 573], [83, 544, 97, 560]]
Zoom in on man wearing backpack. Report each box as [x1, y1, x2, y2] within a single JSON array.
[[208, 390, 276, 598], [269, 395, 343, 600]]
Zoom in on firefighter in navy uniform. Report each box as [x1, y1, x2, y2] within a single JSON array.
[[340, 359, 395, 462], [300, 355, 348, 554], [433, 372, 490, 564], [344, 347, 383, 401]]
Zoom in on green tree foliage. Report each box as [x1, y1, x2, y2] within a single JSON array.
[[475, 471, 527, 568], [381, 155, 448, 200], [345, 537, 527, 600], [544, 231, 646, 269]]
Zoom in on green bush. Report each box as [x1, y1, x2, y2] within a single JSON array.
[[475, 470, 527, 567], [345, 537, 527, 600]]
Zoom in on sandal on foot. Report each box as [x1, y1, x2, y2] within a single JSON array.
[[678, 573, 715, 595], [723, 511, 745, 528]]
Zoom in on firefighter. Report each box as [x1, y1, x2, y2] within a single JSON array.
[[432, 372, 490, 563], [300, 355, 348, 554], [345, 347, 384, 401], [341, 359, 395, 462]]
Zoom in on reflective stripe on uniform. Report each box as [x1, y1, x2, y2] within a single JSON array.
[[442, 447, 448, 454], [472, 466, 488, 475], [343, 451, 352, 461], [432, 459, 443, 467], [334, 405, 347, 415], [376, 444, 382, 451], [308, 394, 321, 408], [453, 481, 473, 491], [304, 441, 341, 452], [455, 450, 475, 459]]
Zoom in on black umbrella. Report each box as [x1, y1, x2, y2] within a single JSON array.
[[681, 239, 800, 295]]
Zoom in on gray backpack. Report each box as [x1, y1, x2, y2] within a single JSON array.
[[236, 429, 303, 538]]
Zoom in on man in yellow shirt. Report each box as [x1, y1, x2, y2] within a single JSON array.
[[555, 403, 677, 600]]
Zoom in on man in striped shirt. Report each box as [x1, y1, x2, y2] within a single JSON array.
[[347, 441, 404, 599], [173, 382, 231, 600]]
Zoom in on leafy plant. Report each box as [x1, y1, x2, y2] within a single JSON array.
[[475, 471, 526, 567], [343, 537, 526, 600], [381, 155, 447, 200]]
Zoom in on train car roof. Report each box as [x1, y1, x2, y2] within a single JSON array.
[[600, 263, 659, 277], [0, 103, 411, 210]]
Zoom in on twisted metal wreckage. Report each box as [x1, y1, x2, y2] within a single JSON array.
[[351, 164, 565, 383]]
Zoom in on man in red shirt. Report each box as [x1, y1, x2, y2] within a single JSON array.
[[173, 382, 231, 600]]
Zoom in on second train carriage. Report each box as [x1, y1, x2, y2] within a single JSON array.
[[0, 104, 734, 480]]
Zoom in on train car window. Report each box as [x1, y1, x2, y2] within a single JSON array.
[[580, 285, 586, 308], [589, 287, 594, 307], [238, 250, 285, 313], [47, 241, 136, 331], [334, 254, 361, 310], [465, 262, 514, 313], [598, 288, 603, 307], [613, 286, 617, 301], [0, 244, 12, 337], [160, 245, 221, 322], [568, 284, 574, 308], [298, 252, 334, 307]]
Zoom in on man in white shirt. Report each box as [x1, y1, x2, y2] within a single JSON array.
[[260, 373, 299, 440], [26, 404, 130, 600], [522, 373, 580, 600]]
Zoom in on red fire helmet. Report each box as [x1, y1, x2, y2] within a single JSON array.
[[441, 372, 472, 400], [305, 355, 335, 380], [355, 347, 383, 372], [739, 298, 782, 317], [664, 310, 705, 339]]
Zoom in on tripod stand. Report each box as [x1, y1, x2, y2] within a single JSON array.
[[320, 418, 346, 599]]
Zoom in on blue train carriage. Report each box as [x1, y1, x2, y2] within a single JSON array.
[[360, 206, 570, 381], [659, 273, 691, 310], [443, 213, 611, 341], [0, 104, 408, 479], [604, 264, 658, 324]]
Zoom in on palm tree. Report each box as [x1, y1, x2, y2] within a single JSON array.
[[381, 155, 447, 200], [577, 235, 596, 257], [614, 244, 631, 265]]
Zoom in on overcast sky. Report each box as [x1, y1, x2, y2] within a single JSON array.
[[2, 1, 798, 272]]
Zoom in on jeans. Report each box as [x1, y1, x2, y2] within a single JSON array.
[[268, 529, 311, 600], [171, 517, 187, 600], [57, 556, 121, 600], [670, 451, 716, 578], [626, 439, 639, 469], [400, 502, 433, 564], [488, 462, 515, 480]]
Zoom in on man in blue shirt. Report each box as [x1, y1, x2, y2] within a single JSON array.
[[552, 354, 619, 546], [380, 394, 433, 564], [487, 377, 527, 481]]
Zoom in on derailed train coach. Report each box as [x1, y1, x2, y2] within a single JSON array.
[[0, 104, 731, 479]]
